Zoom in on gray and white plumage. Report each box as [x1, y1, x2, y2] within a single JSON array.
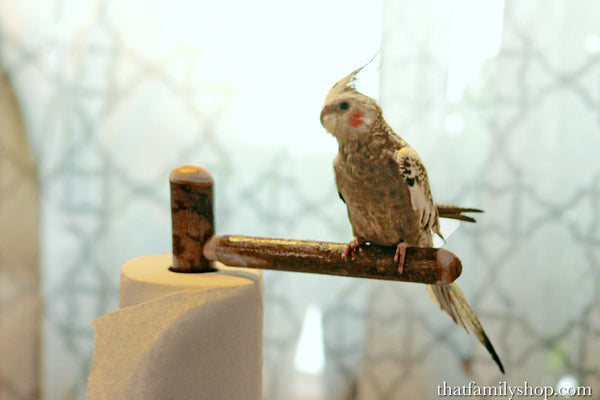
[[320, 66, 504, 373]]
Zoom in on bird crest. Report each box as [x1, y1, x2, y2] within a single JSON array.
[[324, 68, 362, 104], [324, 53, 379, 105]]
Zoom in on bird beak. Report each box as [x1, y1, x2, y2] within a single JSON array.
[[320, 105, 331, 126]]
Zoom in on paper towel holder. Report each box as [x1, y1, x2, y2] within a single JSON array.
[[168, 164, 466, 285]]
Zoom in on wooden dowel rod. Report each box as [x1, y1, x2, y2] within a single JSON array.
[[203, 235, 462, 285]]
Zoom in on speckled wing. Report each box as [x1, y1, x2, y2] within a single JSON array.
[[396, 147, 441, 237]]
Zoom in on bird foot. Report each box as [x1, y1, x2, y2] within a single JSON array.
[[342, 237, 364, 261], [394, 242, 408, 274]]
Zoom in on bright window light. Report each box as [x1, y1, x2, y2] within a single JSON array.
[[294, 304, 325, 375], [446, 0, 505, 102], [585, 35, 600, 53], [444, 113, 465, 136], [556, 375, 578, 397]]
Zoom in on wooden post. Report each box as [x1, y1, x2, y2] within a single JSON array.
[[169, 165, 215, 273]]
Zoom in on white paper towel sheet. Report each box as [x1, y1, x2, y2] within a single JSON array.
[[87, 254, 263, 400]]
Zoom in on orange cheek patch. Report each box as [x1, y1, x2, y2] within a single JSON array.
[[348, 109, 365, 127]]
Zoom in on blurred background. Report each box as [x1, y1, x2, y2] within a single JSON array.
[[1, 0, 599, 399]]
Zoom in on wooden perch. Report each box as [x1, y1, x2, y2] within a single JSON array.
[[204, 235, 461, 285], [169, 164, 462, 285]]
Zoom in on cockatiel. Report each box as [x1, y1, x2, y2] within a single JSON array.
[[320, 66, 504, 373]]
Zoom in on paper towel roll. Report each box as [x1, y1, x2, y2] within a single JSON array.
[[87, 254, 263, 400]]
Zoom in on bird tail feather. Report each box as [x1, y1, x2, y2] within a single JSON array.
[[427, 283, 505, 373], [436, 204, 483, 223]]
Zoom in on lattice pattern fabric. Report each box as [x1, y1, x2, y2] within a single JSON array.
[[0, 1, 598, 399], [357, 0, 600, 398]]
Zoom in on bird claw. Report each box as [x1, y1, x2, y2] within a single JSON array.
[[342, 237, 364, 261], [394, 242, 408, 274]]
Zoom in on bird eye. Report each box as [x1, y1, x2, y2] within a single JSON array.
[[339, 102, 349, 110]]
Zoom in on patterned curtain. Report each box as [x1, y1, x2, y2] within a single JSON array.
[[0, 61, 40, 400], [0, 1, 378, 399], [362, 0, 600, 397], [0, 1, 598, 399]]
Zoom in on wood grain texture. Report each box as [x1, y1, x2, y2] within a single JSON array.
[[203, 235, 462, 285], [169, 165, 215, 272]]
